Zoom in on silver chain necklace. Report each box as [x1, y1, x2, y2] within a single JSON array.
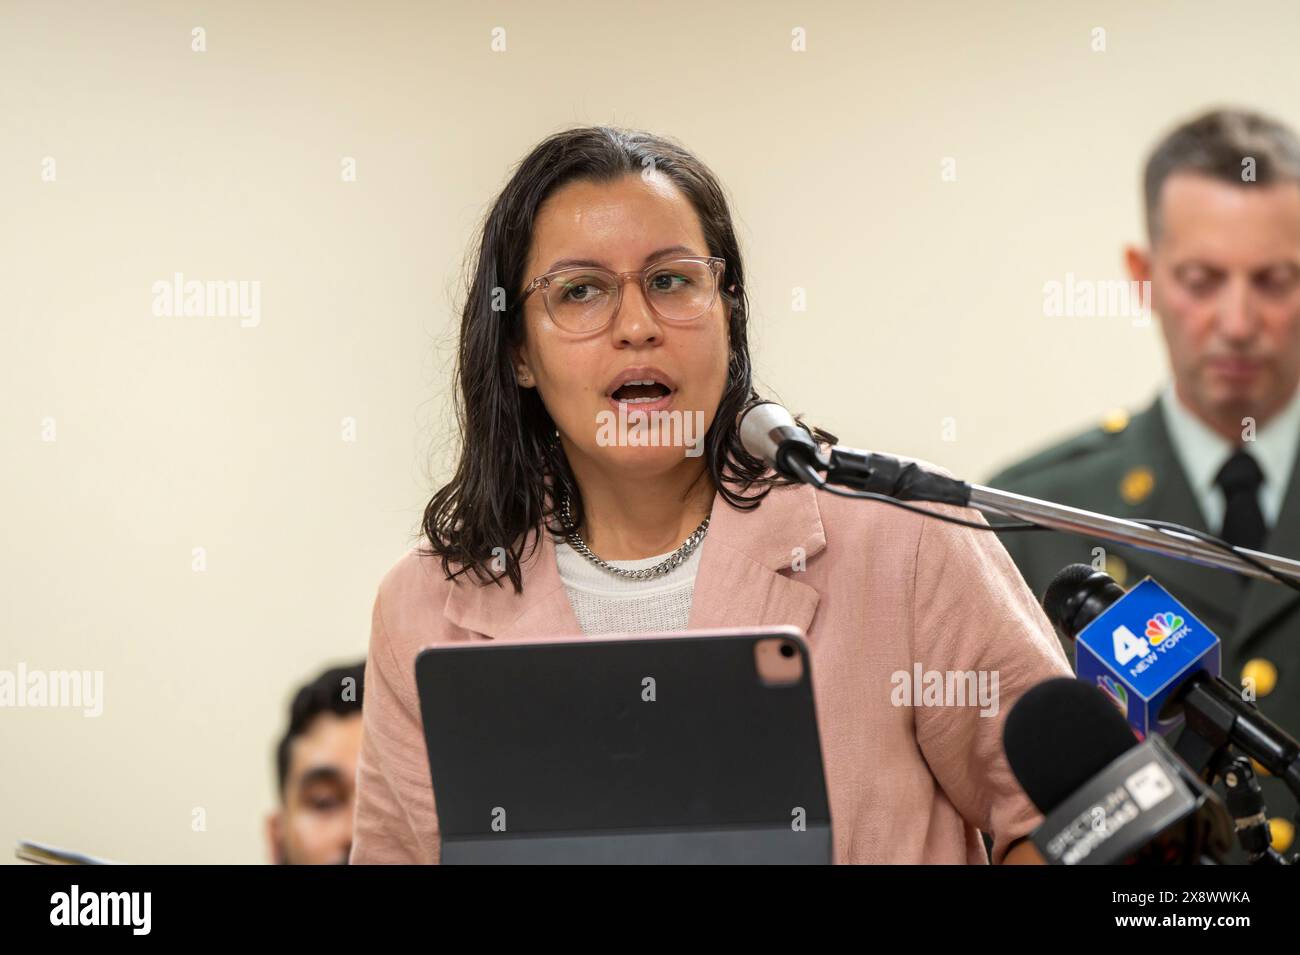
[[560, 493, 710, 580]]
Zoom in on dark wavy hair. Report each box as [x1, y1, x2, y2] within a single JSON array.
[[423, 126, 817, 593], [275, 661, 365, 800]]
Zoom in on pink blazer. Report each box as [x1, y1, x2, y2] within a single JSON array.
[[350, 477, 1072, 864]]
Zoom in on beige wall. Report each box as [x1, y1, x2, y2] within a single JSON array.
[[3, 0, 1298, 862]]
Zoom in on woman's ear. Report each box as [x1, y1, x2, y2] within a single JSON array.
[[511, 347, 535, 388]]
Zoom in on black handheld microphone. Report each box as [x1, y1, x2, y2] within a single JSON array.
[[1003, 677, 1234, 864], [1043, 563, 1300, 797]]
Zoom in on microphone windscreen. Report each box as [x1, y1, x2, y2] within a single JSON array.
[[1041, 563, 1126, 642], [738, 400, 796, 464], [1003, 677, 1138, 813]]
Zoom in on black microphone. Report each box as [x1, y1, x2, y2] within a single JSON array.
[[1043, 564, 1300, 797], [1003, 677, 1234, 864]]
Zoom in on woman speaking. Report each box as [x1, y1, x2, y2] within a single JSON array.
[[350, 126, 1071, 864]]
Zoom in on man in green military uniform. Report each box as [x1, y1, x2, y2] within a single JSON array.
[[988, 108, 1300, 857]]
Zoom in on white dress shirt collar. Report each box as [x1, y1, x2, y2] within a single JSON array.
[[1159, 381, 1300, 530]]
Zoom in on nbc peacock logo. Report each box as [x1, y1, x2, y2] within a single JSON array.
[[1097, 674, 1129, 714], [1145, 612, 1184, 646]]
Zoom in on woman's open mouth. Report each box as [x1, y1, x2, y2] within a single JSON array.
[[611, 380, 672, 403], [605, 368, 677, 413]]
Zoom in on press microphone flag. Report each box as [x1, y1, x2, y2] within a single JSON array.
[[1044, 564, 1300, 796], [1044, 567, 1220, 740], [1003, 678, 1233, 865]]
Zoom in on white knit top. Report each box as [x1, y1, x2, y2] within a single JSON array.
[[552, 535, 703, 636]]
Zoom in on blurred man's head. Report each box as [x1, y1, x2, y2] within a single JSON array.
[[1126, 108, 1300, 443], [267, 661, 365, 865]]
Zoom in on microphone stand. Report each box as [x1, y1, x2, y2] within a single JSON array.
[[970, 483, 1300, 585], [820, 444, 1300, 585], [813, 443, 1300, 863], [1215, 753, 1291, 865]]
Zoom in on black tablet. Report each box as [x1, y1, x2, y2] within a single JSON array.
[[414, 626, 832, 864]]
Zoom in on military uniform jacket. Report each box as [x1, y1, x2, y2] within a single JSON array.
[[987, 396, 1300, 851]]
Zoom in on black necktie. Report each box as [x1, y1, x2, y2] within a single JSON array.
[[1214, 448, 1267, 551]]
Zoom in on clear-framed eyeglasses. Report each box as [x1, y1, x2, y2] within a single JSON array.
[[520, 256, 727, 333]]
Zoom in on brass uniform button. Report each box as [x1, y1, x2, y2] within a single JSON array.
[[1102, 554, 1128, 587], [1100, 408, 1130, 433], [1242, 658, 1279, 698], [1270, 817, 1295, 854], [1120, 467, 1155, 505]]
